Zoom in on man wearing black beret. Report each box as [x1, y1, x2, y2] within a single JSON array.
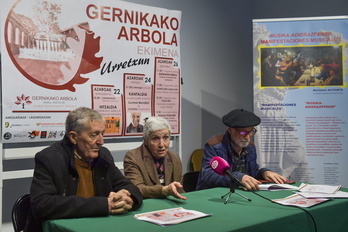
[[196, 109, 287, 191]]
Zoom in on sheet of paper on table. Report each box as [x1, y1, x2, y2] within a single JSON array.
[[134, 207, 211, 227], [296, 190, 348, 199], [259, 184, 299, 191], [298, 183, 341, 194], [272, 194, 330, 208]]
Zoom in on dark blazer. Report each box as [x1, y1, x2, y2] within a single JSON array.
[[123, 143, 183, 198], [25, 136, 143, 232]]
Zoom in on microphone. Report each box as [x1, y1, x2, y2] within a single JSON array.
[[210, 156, 245, 187], [210, 156, 252, 203]]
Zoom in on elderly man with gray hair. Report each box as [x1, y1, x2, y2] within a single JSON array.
[[26, 107, 143, 232], [196, 109, 287, 191]]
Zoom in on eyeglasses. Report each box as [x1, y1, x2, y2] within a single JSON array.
[[234, 128, 257, 136]]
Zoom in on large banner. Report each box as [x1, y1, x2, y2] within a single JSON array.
[[1, 0, 181, 143], [253, 17, 348, 187]]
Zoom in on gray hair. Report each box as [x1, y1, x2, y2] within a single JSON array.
[[65, 107, 105, 134], [143, 116, 171, 140]]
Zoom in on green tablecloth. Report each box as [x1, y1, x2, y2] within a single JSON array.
[[43, 187, 348, 232]]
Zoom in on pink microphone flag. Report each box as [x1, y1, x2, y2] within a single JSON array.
[[210, 156, 231, 175]]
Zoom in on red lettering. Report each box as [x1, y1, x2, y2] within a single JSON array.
[[100, 6, 111, 21], [86, 4, 98, 19]]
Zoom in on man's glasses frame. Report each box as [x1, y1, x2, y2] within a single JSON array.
[[234, 128, 257, 136]]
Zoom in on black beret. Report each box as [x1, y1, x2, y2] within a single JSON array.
[[222, 109, 261, 128]]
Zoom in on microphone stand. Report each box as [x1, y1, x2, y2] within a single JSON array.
[[221, 172, 252, 204]]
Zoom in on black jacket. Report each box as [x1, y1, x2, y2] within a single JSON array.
[[25, 136, 143, 232]]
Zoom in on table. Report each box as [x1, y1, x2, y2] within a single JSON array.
[[43, 187, 348, 232]]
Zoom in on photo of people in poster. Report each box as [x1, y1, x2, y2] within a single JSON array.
[[260, 45, 343, 87]]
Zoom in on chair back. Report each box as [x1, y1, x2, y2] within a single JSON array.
[[190, 149, 203, 171], [182, 171, 200, 192], [12, 193, 30, 232]]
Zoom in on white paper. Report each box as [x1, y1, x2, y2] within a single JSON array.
[[272, 194, 330, 208], [297, 190, 348, 199], [134, 207, 211, 226], [259, 184, 299, 191], [298, 183, 341, 194]]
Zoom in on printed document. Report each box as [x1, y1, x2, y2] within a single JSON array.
[[134, 207, 211, 226]]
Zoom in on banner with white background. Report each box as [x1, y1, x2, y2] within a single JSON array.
[[1, 0, 181, 143], [253, 16, 348, 187]]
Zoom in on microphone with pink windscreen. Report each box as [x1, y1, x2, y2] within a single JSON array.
[[210, 156, 231, 175]]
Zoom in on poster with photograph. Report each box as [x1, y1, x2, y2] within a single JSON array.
[[91, 84, 122, 136], [253, 17, 348, 187], [1, 0, 181, 143], [123, 73, 152, 135]]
